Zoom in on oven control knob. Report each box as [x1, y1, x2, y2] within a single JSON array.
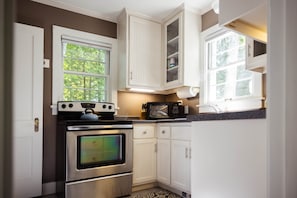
[[102, 104, 107, 109], [69, 103, 73, 108], [61, 104, 66, 109], [108, 105, 112, 110]]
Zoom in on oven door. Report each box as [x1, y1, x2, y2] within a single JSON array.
[[66, 128, 133, 182]]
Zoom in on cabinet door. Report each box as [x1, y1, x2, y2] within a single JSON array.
[[171, 140, 191, 192], [129, 16, 161, 89], [13, 23, 44, 197], [164, 14, 181, 88], [157, 139, 171, 185], [246, 37, 267, 73], [133, 138, 157, 185]]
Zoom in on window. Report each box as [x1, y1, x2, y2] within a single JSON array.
[[200, 25, 262, 112], [52, 26, 118, 115], [62, 39, 110, 101]]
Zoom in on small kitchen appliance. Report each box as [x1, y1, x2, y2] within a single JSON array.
[[56, 101, 133, 198]]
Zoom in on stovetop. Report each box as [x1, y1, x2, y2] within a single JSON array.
[[57, 101, 133, 126], [57, 101, 116, 121]]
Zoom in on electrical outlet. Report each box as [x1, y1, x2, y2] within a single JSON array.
[[43, 59, 50, 68]]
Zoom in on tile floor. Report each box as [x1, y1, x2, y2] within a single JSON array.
[[39, 187, 182, 198]]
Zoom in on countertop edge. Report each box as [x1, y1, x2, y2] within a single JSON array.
[[132, 109, 266, 123]]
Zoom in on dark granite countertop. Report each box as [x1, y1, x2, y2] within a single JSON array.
[[131, 109, 266, 123], [187, 108, 266, 121]]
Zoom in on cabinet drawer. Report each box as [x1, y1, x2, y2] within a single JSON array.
[[171, 126, 191, 140], [134, 125, 155, 138], [158, 126, 171, 139]]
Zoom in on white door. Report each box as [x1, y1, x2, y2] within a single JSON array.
[[12, 23, 44, 197], [171, 140, 190, 192]]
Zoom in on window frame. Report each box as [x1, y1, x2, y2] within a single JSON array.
[[200, 25, 263, 113], [52, 25, 118, 115]]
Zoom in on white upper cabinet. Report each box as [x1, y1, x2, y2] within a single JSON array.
[[246, 37, 267, 73], [163, 9, 201, 90], [118, 10, 162, 90], [219, 0, 267, 42]]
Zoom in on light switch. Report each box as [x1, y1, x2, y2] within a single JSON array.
[[43, 59, 50, 68]]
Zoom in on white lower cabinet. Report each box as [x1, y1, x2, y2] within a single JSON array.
[[157, 123, 191, 194], [157, 139, 171, 185], [171, 140, 191, 191], [133, 124, 157, 185]]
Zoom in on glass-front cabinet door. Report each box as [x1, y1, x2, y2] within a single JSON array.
[[165, 15, 181, 86]]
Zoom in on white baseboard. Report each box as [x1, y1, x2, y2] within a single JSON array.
[[42, 182, 56, 195], [42, 181, 64, 195]]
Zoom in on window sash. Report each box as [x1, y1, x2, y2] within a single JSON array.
[[62, 39, 110, 102], [200, 26, 262, 112]]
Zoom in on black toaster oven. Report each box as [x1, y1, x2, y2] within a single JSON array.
[[144, 102, 185, 120]]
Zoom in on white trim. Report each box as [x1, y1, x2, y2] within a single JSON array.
[[42, 182, 56, 196], [52, 25, 118, 115]]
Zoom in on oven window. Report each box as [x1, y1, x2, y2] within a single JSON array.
[[77, 134, 125, 169]]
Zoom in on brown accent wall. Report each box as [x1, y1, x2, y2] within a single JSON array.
[[117, 92, 199, 118], [117, 92, 166, 118], [201, 9, 218, 31], [16, 0, 117, 183]]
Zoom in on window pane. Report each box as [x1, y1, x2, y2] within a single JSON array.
[[216, 69, 227, 84], [237, 64, 252, 80], [209, 32, 245, 69], [216, 84, 226, 100], [236, 80, 251, 97], [62, 41, 109, 102]]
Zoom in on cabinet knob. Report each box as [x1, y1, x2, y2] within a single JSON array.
[[162, 130, 165, 134], [143, 131, 147, 134]]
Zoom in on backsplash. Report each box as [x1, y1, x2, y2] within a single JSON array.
[[117, 91, 199, 119]]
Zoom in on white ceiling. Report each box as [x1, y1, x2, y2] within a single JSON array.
[[33, 0, 214, 22]]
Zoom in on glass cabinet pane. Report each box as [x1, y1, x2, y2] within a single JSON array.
[[166, 18, 179, 83]]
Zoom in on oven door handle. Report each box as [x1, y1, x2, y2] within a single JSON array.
[[67, 124, 133, 131]]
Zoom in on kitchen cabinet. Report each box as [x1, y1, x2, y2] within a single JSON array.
[[219, 0, 267, 42], [133, 123, 157, 185], [171, 127, 191, 192], [246, 37, 267, 73], [157, 123, 191, 194], [163, 10, 200, 90], [191, 119, 267, 198], [118, 10, 162, 91], [156, 126, 171, 185]]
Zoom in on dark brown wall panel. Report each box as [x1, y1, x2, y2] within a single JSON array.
[[16, 0, 117, 184]]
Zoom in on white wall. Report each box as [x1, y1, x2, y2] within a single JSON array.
[[191, 119, 267, 198], [268, 0, 297, 197]]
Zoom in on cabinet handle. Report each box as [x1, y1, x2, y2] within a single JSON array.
[[130, 71, 133, 80], [155, 143, 157, 153], [185, 147, 188, 158], [34, 117, 39, 132]]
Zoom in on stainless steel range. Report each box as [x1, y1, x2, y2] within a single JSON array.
[[57, 101, 133, 198]]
